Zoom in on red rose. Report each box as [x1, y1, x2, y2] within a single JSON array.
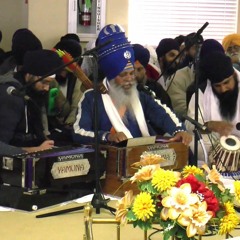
[[176, 174, 201, 191]]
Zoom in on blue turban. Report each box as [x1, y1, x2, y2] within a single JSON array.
[[133, 44, 150, 68], [96, 24, 135, 80]]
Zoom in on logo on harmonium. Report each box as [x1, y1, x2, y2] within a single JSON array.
[[51, 159, 90, 179], [58, 154, 84, 162], [145, 149, 177, 166]]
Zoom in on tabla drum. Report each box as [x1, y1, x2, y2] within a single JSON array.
[[208, 135, 240, 179]]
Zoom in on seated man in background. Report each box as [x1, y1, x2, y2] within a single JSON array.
[[0, 28, 42, 75], [73, 24, 192, 146], [186, 52, 240, 163], [0, 49, 62, 148], [48, 39, 86, 145], [222, 33, 240, 72], [60, 33, 80, 43], [133, 43, 172, 135], [133, 43, 172, 109], [156, 38, 180, 91], [167, 37, 221, 119]]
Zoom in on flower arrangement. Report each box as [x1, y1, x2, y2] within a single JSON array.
[[115, 153, 240, 240]]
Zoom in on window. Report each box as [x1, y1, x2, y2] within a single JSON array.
[[128, 0, 238, 46]]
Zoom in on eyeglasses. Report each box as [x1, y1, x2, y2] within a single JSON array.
[[227, 45, 240, 53]]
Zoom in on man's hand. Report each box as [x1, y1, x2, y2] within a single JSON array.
[[23, 140, 55, 153], [206, 121, 233, 136], [38, 140, 55, 150], [108, 132, 128, 143], [169, 131, 192, 145]]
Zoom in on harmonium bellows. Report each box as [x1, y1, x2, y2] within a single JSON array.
[[0, 146, 105, 193], [100, 137, 188, 196]]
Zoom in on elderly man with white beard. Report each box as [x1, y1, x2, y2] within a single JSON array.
[[73, 24, 192, 146]]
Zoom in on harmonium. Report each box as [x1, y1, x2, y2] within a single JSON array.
[[0, 145, 105, 194], [100, 136, 189, 197]]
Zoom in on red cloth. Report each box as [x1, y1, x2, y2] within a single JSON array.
[[146, 64, 160, 81]]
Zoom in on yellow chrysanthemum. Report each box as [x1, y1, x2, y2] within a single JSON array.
[[218, 213, 239, 235], [132, 192, 156, 221], [224, 202, 236, 214], [151, 168, 180, 192], [182, 165, 204, 178], [234, 181, 240, 203], [218, 202, 239, 235]]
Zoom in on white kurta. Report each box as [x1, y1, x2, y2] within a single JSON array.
[[186, 70, 240, 162]]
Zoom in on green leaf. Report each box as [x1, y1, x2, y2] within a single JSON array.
[[211, 183, 222, 197], [175, 227, 185, 238], [220, 189, 234, 203], [138, 181, 158, 194], [216, 209, 225, 219], [195, 174, 205, 183], [139, 181, 151, 191], [127, 210, 137, 221], [134, 219, 152, 231], [168, 226, 178, 236], [163, 231, 172, 240]]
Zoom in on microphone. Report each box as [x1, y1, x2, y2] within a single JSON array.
[[6, 86, 30, 100], [182, 115, 207, 131], [196, 22, 209, 36], [83, 39, 113, 56]]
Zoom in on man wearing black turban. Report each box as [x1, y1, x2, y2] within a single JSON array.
[[186, 51, 240, 164], [0, 49, 62, 148], [155, 38, 180, 91]]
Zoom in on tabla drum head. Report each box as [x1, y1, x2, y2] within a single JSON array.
[[220, 135, 240, 152]]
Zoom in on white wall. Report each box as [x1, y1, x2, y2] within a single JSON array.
[[106, 0, 129, 36], [0, 0, 240, 51], [28, 0, 68, 49], [0, 0, 28, 51]]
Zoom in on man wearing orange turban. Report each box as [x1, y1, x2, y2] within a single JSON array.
[[222, 33, 240, 71]]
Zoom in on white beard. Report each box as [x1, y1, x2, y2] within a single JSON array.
[[108, 80, 139, 120]]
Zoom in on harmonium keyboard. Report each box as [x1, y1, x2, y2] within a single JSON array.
[[0, 145, 105, 193], [99, 136, 189, 196]]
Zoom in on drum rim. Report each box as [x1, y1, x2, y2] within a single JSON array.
[[220, 135, 240, 151]]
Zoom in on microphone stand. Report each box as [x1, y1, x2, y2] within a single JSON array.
[[89, 52, 116, 214], [192, 22, 209, 166], [193, 129, 208, 165]]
